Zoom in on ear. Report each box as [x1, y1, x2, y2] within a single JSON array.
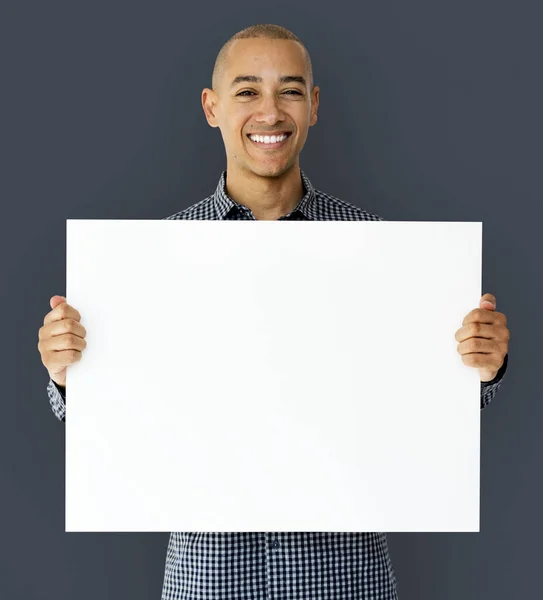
[[202, 88, 220, 128], [309, 85, 320, 127]]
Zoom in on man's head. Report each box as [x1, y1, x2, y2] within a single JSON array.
[[202, 24, 319, 179]]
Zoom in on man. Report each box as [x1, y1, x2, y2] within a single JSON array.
[[38, 23, 510, 600]]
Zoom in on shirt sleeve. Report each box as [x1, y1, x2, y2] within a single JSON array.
[[480, 352, 508, 410], [47, 378, 66, 422]]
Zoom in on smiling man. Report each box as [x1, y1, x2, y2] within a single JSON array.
[[43, 22, 509, 600], [201, 30, 319, 220]]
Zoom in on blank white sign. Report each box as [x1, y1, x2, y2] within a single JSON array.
[[65, 220, 482, 533]]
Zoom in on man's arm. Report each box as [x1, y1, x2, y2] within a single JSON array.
[[47, 378, 66, 422], [480, 352, 508, 410]]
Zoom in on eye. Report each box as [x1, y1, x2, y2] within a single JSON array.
[[236, 90, 304, 97]]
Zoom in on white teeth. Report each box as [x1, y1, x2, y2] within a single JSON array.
[[249, 133, 288, 144]]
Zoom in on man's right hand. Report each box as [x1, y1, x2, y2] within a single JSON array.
[[38, 295, 87, 388]]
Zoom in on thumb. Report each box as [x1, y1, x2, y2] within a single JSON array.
[[50, 295, 66, 310], [480, 293, 496, 311]]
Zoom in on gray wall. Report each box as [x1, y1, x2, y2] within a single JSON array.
[[2, 0, 540, 598]]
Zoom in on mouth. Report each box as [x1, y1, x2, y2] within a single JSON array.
[[246, 132, 292, 149]]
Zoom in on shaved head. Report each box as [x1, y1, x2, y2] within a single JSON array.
[[212, 24, 314, 92]]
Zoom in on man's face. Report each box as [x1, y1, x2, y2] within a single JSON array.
[[202, 38, 319, 178]]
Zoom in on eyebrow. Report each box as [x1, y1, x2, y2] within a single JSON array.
[[230, 75, 307, 88]]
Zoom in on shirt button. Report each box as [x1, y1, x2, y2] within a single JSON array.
[[272, 539, 280, 549]]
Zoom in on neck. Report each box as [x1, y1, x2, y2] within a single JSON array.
[[224, 162, 304, 220]]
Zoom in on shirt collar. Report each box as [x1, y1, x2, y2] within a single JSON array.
[[213, 169, 318, 220]]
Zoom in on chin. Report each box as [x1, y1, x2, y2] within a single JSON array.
[[249, 161, 295, 179]]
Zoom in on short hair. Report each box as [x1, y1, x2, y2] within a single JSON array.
[[211, 24, 314, 91]]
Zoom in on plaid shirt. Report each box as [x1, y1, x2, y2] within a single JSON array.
[[47, 169, 508, 599]]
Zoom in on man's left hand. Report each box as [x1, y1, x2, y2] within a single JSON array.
[[455, 293, 510, 382]]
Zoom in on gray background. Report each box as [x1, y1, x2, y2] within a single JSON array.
[[1, 0, 540, 598]]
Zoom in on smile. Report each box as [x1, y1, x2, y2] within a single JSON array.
[[247, 132, 292, 149]]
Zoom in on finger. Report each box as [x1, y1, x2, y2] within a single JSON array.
[[50, 295, 66, 310], [480, 293, 496, 309], [46, 348, 83, 372], [40, 332, 87, 354], [43, 302, 81, 326], [461, 353, 498, 369], [457, 337, 496, 355], [462, 308, 503, 326], [455, 322, 498, 343], [39, 318, 86, 341]]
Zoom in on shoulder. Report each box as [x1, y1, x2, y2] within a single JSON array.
[[163, 195, 215, 220], [313, 188, 384, 221]]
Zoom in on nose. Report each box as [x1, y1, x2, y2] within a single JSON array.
[[255, 93, 286, 126]]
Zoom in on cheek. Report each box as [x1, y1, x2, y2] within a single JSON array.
[[223, 123, 245, 147], [232, 107, 253, 130], [299, 110, 312, 127]]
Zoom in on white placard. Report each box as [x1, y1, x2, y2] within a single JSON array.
[[66, 220, 482, 532]]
